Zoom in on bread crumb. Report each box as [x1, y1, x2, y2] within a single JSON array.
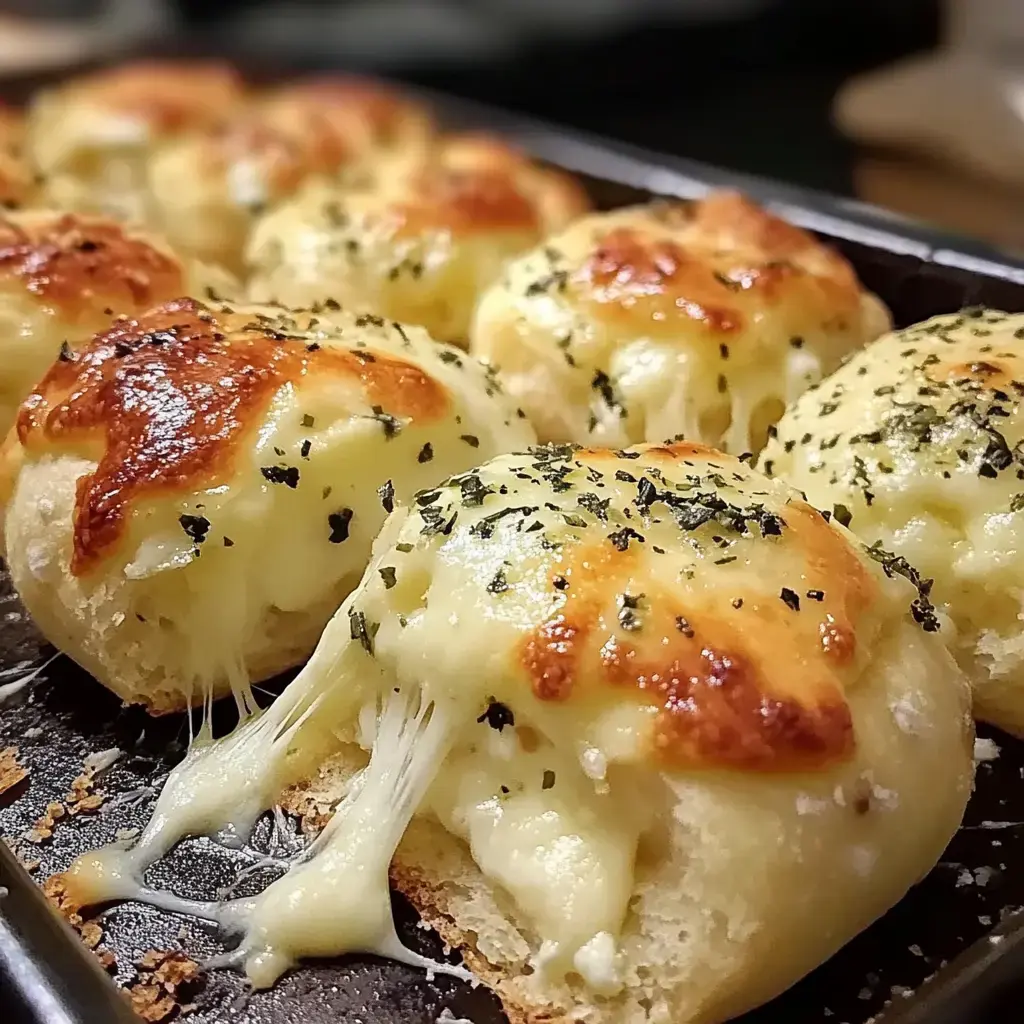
[[0, 746, 28, 795], [127, 982, 176, 1022], [974, 737, 1001, 763], [127, 950, 201, 1022], [25, 799, 68, 843], [27, 759, 109, 842], [83, 747, 122, 775], [69, 793, 105, 815], [80, 920, 103, 950], [43, 873, 117, 974]]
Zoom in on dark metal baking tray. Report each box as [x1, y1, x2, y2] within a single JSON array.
[[2, 82, 1024, 1024]]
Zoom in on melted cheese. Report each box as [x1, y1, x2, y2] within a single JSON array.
[[428, 741, 643, 992], [146, 78, 434, 274], [66, 440, 965, 999], [471, 193, 890, 453]]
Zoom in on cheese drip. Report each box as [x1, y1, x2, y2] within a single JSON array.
[[238, 685, 470, 986], [65, 634, 365, 908], [67, 666, 470, 986]]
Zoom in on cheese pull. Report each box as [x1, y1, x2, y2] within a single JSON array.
[[64, 440, 972, 1024]]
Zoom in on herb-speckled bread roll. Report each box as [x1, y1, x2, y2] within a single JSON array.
[[471, 192, 890, 453], [2, 299, 534, 713], [147, 77, 435, 274], [246, 134, 589, 346], [0, 209, 232, 441], [172, 440, 971, 1018], [28, 61, 246, 222], [762, 308, 1024, 735]]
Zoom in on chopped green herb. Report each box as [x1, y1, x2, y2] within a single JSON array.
[[328, 509, 353, 543]]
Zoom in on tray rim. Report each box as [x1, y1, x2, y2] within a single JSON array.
[[401, 81, 1024, 286]]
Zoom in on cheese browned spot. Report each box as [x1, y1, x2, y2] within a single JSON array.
[[208, 78, 431, 195], [577, 227, 742, 333], [516, 442, 873, 769], [0, 215, 185, 322], [18, 298, 450, 574], [573, 194, 864, 340], [270, 76, 432, 151], [52, 61, 243, 134], [929, 357, 1016, 390], [471, 191, 889, 453], [521, 535, 864, 770], [393, 167, 542, 237]]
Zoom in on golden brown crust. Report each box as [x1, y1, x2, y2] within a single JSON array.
[[571, 193, 863, 339], [61, 60, 244, 134], [204, 76, 433, 199], [389, 859, 549, 1024], [18, 298, 451, 575], [518, 443, 873, 771], [268, 76, 432, 152], [394, 166, 544, 237], [368, 133, 587, 240], [437, 134, 590, 231], [0, 213, 186, 322]]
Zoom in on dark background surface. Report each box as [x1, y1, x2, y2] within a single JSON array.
[[166, 0, 942, 197]]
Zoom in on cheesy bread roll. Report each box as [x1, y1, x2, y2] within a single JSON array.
[[28, 61, 245, 222], [4, 300, 533, 713], [0, 209, 232, 441], [762, 308, 1024, 735], [471, 191, 890, 452], [69, 441, 971, 1021], [246, 134, 590, 346], [148, 77, 435, 273]]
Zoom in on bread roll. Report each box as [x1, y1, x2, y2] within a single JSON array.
[[471, 192, 891, 452], [762, 308, 1024, 735], [28, 61, 245, 222], [3, 299, 534, 713], [246, 134, 589, 346], [148, 77, 434, 273], [0, 209, 231, 441], [99, 440, 970, 1018]]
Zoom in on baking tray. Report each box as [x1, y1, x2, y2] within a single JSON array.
[[2, 82, 1024, 1024]]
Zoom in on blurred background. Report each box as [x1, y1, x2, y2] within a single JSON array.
[[0, 0, 1022, 252]]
